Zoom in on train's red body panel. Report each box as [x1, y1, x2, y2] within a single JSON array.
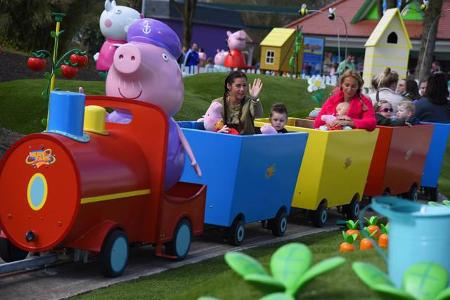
[[0, 96, 206, 254], [364, 124, 434, 196]]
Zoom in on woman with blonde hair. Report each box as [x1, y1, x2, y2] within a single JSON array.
[[374, 67, 407, 112], [314, 70, 376, 131]]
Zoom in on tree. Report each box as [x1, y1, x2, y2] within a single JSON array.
[[183, 0, 198, 49], [415, 0, 444, 81]]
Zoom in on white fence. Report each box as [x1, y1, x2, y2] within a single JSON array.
[[181, 65, 338, 86]]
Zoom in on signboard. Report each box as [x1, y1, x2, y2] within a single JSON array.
[[302, 36, 325, 76]]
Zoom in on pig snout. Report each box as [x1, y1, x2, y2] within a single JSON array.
[[113, 44, 142, 74]]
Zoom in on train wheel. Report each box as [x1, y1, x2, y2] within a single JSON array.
[[270, 208, 288, 237], [0, 237, 28, 262], [344, 196, 360, 220], [407, 185, 419, 202], [99, 229, 129, 278], [228, 218, 245, 246], [312, 202, 328, 228], [166, 219, 192, 260]]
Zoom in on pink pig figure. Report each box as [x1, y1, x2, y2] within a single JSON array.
[[94, 0, 140, 72], [106, 18, 201, 190], [224, 30, 249, 69], [214, 49, 227, 66]]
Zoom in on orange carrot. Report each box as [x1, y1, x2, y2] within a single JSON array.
[[378, 224, 389, 249], [359, 229, 375, 251], [345, 220, 360, 240], [365, 216, 380, 238], [339, 231, 357, 253]]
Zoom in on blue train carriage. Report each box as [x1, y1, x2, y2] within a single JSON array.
[[179, 122, 308, 245], [420, 122, 450, 200]]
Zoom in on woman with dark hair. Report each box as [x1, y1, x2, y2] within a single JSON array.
[[205, 70, 263, 134], [314, 70, 376, 131], [403, 79, 421, 101], [414, 72, 450, 123]]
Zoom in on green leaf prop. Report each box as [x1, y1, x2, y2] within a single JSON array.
[[197, 297, 220, 300], [293, 257, 346, 292], [260, 293, 295, 300], [352, 262, 393, 288], [222, 243, 345, 299], [270, 243, 312, 293], [403, 263, 448, 300], [353, 262, 450, 300], [224, 252, 267, 278], [245, 274, 285, 290], [372, 284, 415, 300]]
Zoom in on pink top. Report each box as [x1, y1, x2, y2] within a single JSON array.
[[314, 90, 376, 131], [96, 39, 126, 71]]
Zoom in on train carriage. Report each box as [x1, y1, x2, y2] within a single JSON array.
[[364, 124, 434, 200], [255, 118, 379, 227], [179, 121, 308, 245]]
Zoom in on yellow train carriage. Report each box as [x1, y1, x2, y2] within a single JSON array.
[[255, 118, 379, 227]]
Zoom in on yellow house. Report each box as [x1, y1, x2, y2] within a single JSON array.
[[260, 28, 303, 73], [363, 8, 412, 88]]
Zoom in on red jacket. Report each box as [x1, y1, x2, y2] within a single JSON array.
[[314, 91, 376, 131]]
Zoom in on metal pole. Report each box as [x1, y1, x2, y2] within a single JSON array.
[[338, 16, 348, 59]]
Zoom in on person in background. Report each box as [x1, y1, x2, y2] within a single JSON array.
[[396, 101, 419, 125], [414, 72, 450, 123], [337, 55, 356, 75], [374, 67, 406, 112], [375, 100, 416, 126], [396, 79, 407, 94], [178, 46, 187, 68], [419, 79, 428, 97], [431, 61, 441, 74], [183, 42, 200, 74], [314, 70, 376, 131], [403, 79, 421, 102], [269, 103, 288, 133], [198, 47, 207, 67]]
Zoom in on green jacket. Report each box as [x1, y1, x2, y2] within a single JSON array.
[[212, 96, 263, 135]]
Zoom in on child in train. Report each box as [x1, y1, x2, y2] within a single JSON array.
[[375, 100, 418, 126], [259, 103, 289, 134], [319, 102, 352, 131], [269, 103, 288, 133]]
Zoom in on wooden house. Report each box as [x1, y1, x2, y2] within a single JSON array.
[[260, 28, 303, 73], [363, 8, 412, 87]]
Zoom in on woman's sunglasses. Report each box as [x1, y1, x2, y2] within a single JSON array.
[[379, 108, 393, 113]]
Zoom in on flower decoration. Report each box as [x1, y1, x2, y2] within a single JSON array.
[[307, 76, 327, 107], [307, 76, 326, 92]]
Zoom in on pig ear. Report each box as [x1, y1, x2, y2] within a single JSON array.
[[227, 31, 231, 37], [105, 0, 112, 11]]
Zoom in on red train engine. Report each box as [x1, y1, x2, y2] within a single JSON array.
[[0, 91, 206, 277]]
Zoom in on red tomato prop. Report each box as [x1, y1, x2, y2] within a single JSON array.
[[27, 57, 46, 71], [61, 64, 78, 79], [70, 54, 88, 67]]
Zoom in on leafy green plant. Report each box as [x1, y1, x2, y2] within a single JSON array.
[[353, 262, 450, 300], [220, 243, 345, 300], [428, 200, 450, 207]]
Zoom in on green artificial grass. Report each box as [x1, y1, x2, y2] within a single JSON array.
[[73, 232, 385, 300]]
